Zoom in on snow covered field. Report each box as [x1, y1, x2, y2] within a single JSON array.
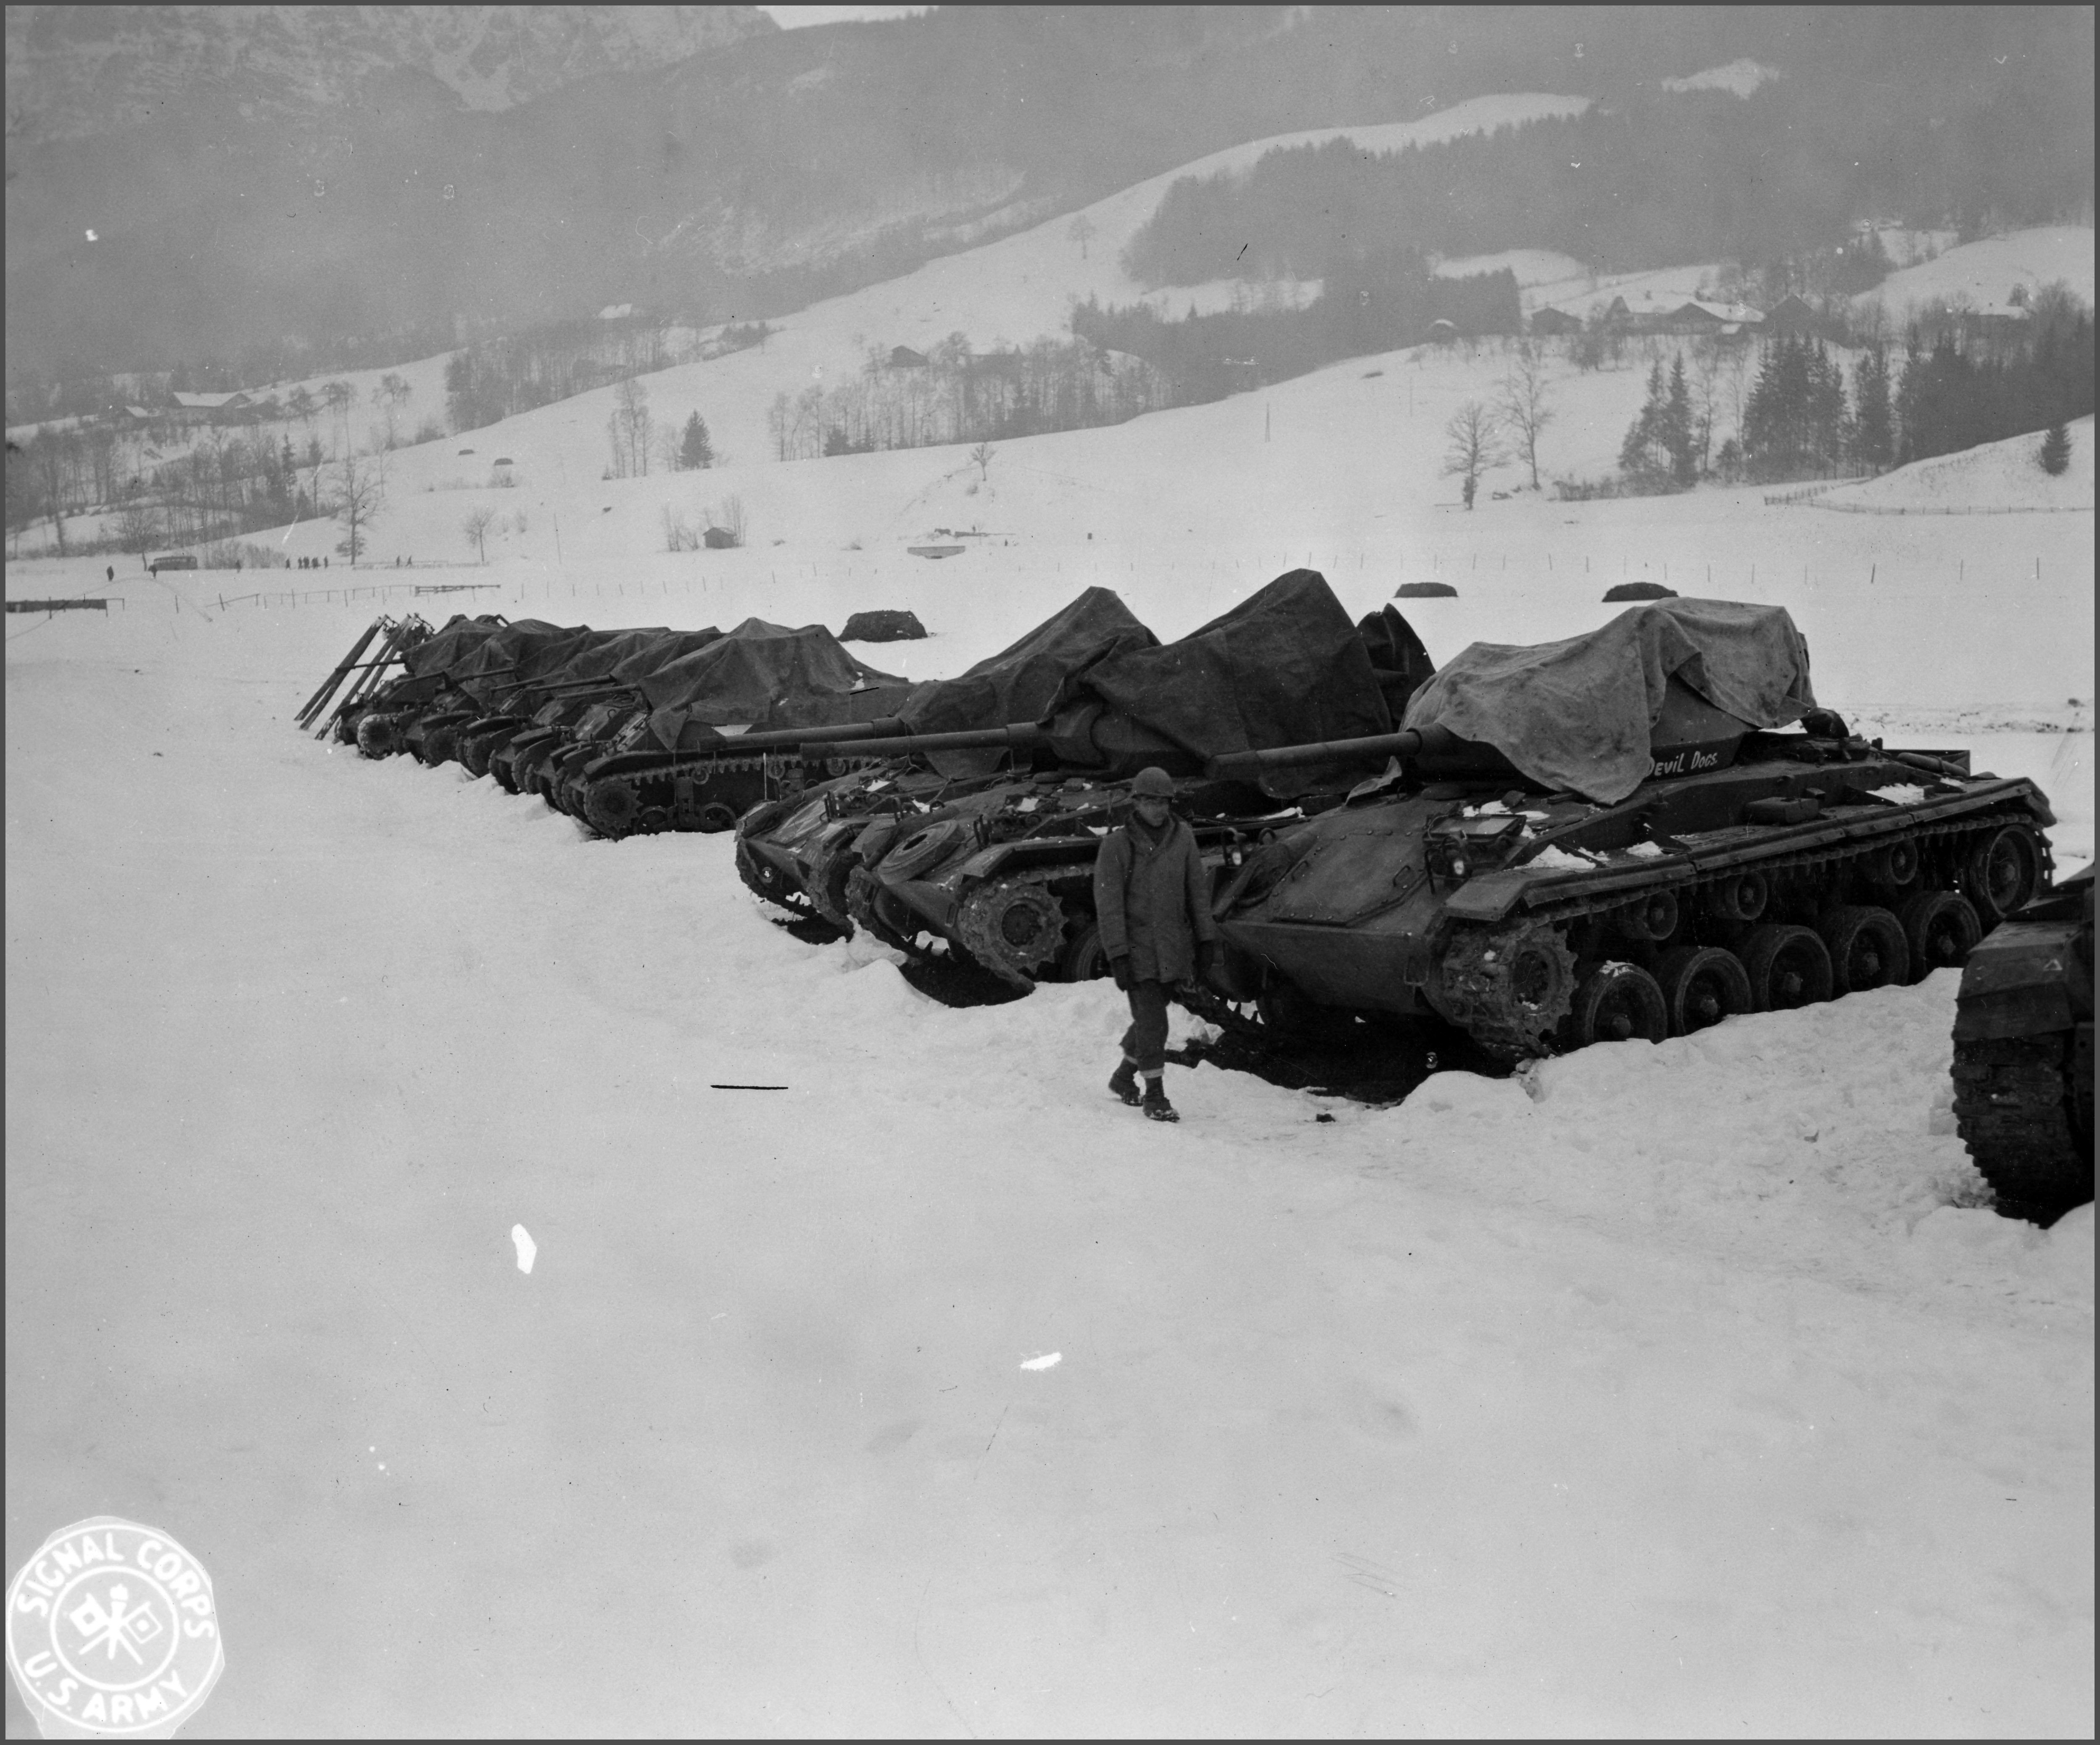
[[8, 472, 2093, 1735], [8, 98, 2096, 1736]]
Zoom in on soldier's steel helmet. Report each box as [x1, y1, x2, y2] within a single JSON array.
[[1132, 766, 1174, 797]]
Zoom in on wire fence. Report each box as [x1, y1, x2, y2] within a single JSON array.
[[1798, 499, 2094, 517]]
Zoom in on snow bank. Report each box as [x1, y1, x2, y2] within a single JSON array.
[[1859, 225, 2097, 319], [6, 524, 2092, 1734], [1817, 415, 2095, 514], [1660, 59, 1779, 97]]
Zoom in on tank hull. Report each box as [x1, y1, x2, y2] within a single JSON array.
[[1219, 734, 2058, 1060]]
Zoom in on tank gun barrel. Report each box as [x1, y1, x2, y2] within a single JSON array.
[[1208, 723, 1517, 780], [1208, 728, 1427, 778], [797, 722, 1049, 760]]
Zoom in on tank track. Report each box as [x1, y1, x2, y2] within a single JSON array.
[[1443, 809, 2034, 1059], [1952, 1032, 2092, 1224]]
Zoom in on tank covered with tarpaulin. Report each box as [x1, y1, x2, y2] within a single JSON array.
[[1037, 569, 1396, 792], [1399, 597, 1818, 804], [468, 625, 727, 784], [733, 572, 1425, 985], [1206, 597, 2058, 1063], [637, 618, 912, 751]]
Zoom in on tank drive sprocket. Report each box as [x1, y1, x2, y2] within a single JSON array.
[[955, 876, 1071, 987], [1435, 919, 1580, 1058]]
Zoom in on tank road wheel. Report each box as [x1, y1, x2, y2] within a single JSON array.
[[1865, 838, 1920, 893], [1739, 924, 1834, 1012], [694, 801, 740, 834], [1564, 963, 1669, 1048], [1819, 905, 1911, 995], [956, 880, 1068, 987], [1706, 870, 1769, 924], [1616, 886, 1681, 944], [1058, 920, 1111, 983], [490, 748, 522, 794], [1654, 945, 1753, 1036], [459, 733, 499, 778], [1895, 889, 1982, 982], [1952, 1033, 2092, 1226], [1963, 824, 2042, 927], [421, 722, 462, 766], [582, 779, 640, 839]]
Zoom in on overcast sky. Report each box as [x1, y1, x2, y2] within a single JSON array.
[[756, 5, 931, 29]]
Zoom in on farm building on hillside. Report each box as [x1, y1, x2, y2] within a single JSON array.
[[887, 346, 929, 369], [1761, 295, 1823, 335], [1530, 306, 1583, 336], [167, 391, 252, 426], [1648, 300, 1764, 337]]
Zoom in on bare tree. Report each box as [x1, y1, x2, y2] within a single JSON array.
[[111, 495, 161, 562], [1689, 340, 1727, 477], [462, 503, 498, 563], [1497, 340, 1555, 490], [376, 372, 413, 449], [1442, 401, 1505, 510], [608, 377, 651, 477], [1067, 213, 1097, 261], [321, 380, 354, 454], [709, 493, 747, 547], [332, 450, 385, 564], [968, 441, 996, 483]]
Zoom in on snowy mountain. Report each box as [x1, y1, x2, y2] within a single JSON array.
[[1, 5, 776, 142], [6, 6, 2089, 382]]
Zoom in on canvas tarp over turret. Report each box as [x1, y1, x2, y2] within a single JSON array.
[[542, 627, 725, 689], [1401, 596, 1818, 804], [441, 621, 612, 704], [637, 618, 910, 749], [401, 614, 510, 679], [898, 587, 1158, 736], [882, 586, 1160, 776], [1045, 569, 1392, 789]]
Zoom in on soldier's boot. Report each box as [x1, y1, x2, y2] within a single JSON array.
[[1108, 1060, 1142, 1107], [1142, 1077, 1179, 1123]]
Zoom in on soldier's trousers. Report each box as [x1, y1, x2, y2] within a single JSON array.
[[1120, 979, 1171, 1075]]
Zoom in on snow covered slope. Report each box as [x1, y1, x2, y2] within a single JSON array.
[[1818, 414, 2095, 514], [5, 585, 2092, 1735], [1857, 225, 2097, 319]]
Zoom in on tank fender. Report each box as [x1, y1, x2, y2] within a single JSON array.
[[1953, 920, 2093, 1041]]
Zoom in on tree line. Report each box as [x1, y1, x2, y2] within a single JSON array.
[[1124, 74, 2089, 295], [1070, 260, 1520, 407], [766, 335, 1172, 463], [1614, 298, 2094, 489]]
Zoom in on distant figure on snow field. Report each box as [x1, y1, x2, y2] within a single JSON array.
[[1094, 765, 1218, 1124]]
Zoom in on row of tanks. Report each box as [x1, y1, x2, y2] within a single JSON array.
[[317, 611, 918, 830], [306, 573, 2086, 1223], [723, 577, 2083, 1222]]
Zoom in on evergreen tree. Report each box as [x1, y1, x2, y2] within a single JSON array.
[[2039, 422, 2070, 476], [678, 411, 713, 470], [1850, 346, 1893, 470], [1620, 361, 1668, 477], [1661, 354, 1697, 485]]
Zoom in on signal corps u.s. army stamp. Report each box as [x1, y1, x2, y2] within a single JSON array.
[[6, 1517, 223, 1739]]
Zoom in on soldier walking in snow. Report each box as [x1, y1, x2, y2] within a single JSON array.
[[1095, 766, 1217, 1123]]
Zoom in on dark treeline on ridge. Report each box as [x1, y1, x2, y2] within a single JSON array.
[[1071, 261, 1520, 406], [1125, 83, 2092, 293]]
